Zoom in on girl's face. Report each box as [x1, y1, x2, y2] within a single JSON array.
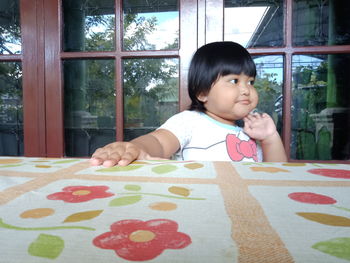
[[198, 73, 258, 125]]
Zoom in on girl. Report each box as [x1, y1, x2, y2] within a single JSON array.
[[90, 41, 287, 167]]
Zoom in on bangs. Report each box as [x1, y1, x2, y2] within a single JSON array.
[[213, 53, 256, 78]]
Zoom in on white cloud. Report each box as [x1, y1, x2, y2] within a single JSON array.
[[146, 17, 179, 49]]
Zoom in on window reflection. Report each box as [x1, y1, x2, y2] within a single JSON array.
[[123, 58, 179, 141], [0, 62, 23, 156], [293, 0, 350, 46], [123, 0, 179, 51], [63, 0, 115, 52], [292, 54, 350, 160], [0, 0, 21, 54], [253, 55, 284, 135], [63, 59, 116, 157], [224, 0, 283, 48]]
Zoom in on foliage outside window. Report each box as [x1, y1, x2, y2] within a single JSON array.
[[0, 62, 23, 156], [292, 54, 350, 160], [0, 0, 21, 54], [63, 1, 179, 155], [63, 0, 115, 52], [253, 56, 283, 135], [123, 0, 179, 51]]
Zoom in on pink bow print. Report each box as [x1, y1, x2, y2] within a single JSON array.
[[226, 134, 258, 161]]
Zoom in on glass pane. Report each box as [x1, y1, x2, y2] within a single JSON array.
[[123, 58, 179, 140], [224, 0, 284, 48], [0, 0, 21, 54], [123, 0, 179, 51], [0, 62, 23, 156], [64, 59, 115, 157], [63, 0, 115, 52], [293, 0, 350, 46], [253, 55, 284, 135], [291, 54, 350, 160]]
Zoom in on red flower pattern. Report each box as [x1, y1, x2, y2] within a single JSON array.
[[47, 185, 114, 203], [93, 219, 191, 261]]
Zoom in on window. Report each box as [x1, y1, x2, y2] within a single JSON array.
[[224, 0, 284, 48], [0, 1, 23, 156], [290, 0, 350, 160], [1, 0, 349, 162], [223, 0, 350, 161], [60, 0, 181, 157]]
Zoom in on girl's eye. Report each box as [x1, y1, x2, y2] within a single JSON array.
[[248, 80, 255, 85], [230, 79, 239, 84]]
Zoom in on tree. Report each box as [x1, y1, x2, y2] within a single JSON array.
[[0, 0, 21, 55], [84, 11, 179, 132]]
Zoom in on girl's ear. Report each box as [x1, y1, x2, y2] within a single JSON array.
[[197, 93, 208, 103]]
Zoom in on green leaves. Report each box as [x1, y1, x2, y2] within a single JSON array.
[[109, 195, 142, 207], [28, 234, 64, 259], [124, 184, 142, 191], [313, 237, 350, 261], [0, 218, 95, 231], [152, 164, 177, 174], [96, 165, 143, 173], [53, 159, 80, 164], [95, 162, 205, 175]]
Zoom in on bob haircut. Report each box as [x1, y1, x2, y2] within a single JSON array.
[[188, 41, 256, 112]]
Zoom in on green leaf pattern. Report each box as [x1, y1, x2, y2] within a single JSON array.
[[312, 237, 350, 261], [109, 195, 143, 206], [28, 234, 64, 259]]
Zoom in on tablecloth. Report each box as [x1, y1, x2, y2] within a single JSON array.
[[0, 157, 349, 262]]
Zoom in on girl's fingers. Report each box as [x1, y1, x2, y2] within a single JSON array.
[[118, 152, 136, 166], [102, 159, 119, 167], [245, 112, 260, 122], [90, 157, 103, 166]]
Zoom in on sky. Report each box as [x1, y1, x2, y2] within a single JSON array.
[[129, 11, 178, 50], [224, 6, 270, 47]]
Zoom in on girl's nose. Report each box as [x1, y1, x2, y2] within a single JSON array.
[[239, 83, 250, 95]]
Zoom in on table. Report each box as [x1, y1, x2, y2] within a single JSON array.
[[0, 157, 349, 262]]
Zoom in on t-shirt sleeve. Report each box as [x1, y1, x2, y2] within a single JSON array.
[[157, 111, 193, 150]]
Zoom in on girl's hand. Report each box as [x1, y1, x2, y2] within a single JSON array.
[[90, 130, 177, 167], [243, 112, 287, 162], [90, 142, 152, 167], [243, 112, 278, 142]]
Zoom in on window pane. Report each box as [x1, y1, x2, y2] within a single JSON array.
[[293, 0, 350, 46], [253, 55, 284, 135], [224, 0, 284, 48], [0, 0, 21, 54], [123, 0, 179, 51], [64, 59, 116, 157], [63, 0, 115, 52], [0, 62, 23, 156], [291, 54, 350, 160], [123, 58, 179, 140]]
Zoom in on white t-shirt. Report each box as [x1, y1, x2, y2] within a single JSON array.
[[158, 110, 263, 162]]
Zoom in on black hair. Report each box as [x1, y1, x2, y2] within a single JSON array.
[[188, 41, 256, 112]]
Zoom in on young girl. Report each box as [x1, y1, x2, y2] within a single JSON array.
[[90, 41, 287, 167]]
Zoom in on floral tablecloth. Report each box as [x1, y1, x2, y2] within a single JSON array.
[[0, 157, 349, 262]]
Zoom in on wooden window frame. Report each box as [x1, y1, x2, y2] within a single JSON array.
[[19, 0, 197, 157]]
